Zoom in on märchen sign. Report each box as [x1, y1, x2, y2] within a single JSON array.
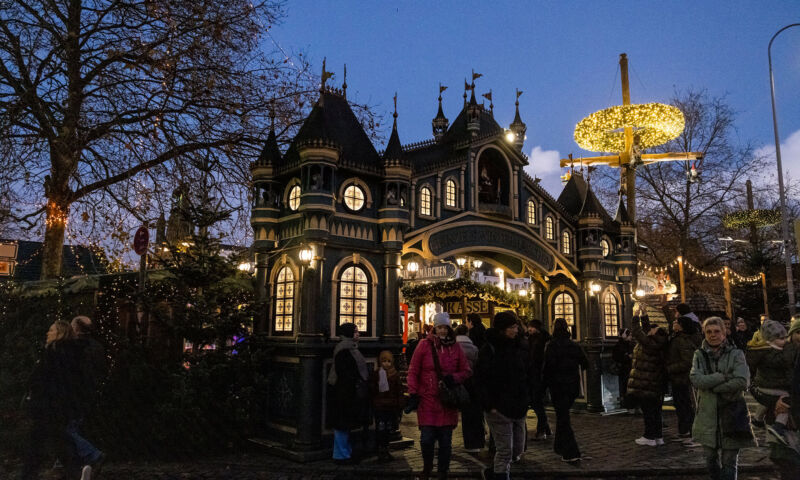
[[414, 262, 457, 282]]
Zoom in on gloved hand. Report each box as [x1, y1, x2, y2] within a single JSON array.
[[443, 374, 456, 388], [404, 394, 420, 414]]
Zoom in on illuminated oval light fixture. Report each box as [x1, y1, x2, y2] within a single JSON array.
[[472, 259, 483, 269], [505, 130, 516, 143], [237, 261, 252, 272], [456, 257, 467, 267], [590, 282, 601, 294], [518, 289, 528, 297], [635, 288, 646, 298], [298, 247, 314, 264], [407, 261, 419, 273]]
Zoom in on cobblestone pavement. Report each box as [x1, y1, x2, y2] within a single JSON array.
[[7, 408, 783, 479]]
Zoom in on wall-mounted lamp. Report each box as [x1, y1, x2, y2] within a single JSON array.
[[589, 282, 601, 295], [635, 288, 645, 298], [237, 261, 252, 273], [518, 289, 528, 297], [406, 261, 419, 280], [298, 247, 314, 264], [456, 257, 467, 267], [472, 259, 483, 269]]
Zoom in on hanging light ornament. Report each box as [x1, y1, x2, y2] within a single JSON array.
[[574, 103, 685, 153]]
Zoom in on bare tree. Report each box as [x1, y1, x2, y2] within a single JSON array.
[[0, 0, 328, 278]]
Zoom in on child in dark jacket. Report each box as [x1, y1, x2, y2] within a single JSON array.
[[369, 350, 404, 461]]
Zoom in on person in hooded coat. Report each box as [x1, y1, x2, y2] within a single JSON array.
[[454, 324, 485, 452], [667, 315, 703, 438], [476, 311, 530, 479], [526, 319, 552, 440], [406, 312, 471, 480], [327, 323, 369, 464], [628, 312, 669, 446], [467, 313, 487, 349], [542, 318, 588, 464]]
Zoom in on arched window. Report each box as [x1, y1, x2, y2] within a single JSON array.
[[274, 267, 295, 333], [343, 184, 365, 211], [602, 291, 619, 337], [561, 230, 571, 255], [601, 238, 611, 257], [545, 216, 555, 240], [553, 292, 576, 331], [445, 179, 457, 207], [339, 265, 370, 333], [527, 200, 536, 224], [288, 185, 301, 211], [419, 186, 432, 216]]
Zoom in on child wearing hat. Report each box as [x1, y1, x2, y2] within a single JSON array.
[[369, 350, 405, 462]]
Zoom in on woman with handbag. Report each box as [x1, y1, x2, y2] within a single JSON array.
[[690, 316, 755, 480], [406, 312, 471, 480]]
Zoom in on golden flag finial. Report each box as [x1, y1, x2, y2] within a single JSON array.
[[321, 57, 334, 90]]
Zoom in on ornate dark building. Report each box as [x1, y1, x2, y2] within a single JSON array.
[[251, 81, 636, 456]]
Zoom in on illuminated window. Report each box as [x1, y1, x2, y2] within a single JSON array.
[[274, 267, 295, 333], [445, 179, 457, 207], [420, 186, 432, 216], [339, 265, 369, 333], [553, 292, 575, 331], [545, 216, 555, 240], [561, 230, 571, 255], [527, 200, 536, 224], [603, 291, 619, 338], [288, 185, 301, 211], [601, 239, 610, 257], [344, 185, 365, 211]]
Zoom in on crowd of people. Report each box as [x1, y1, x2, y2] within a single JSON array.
[[23, 317, 106, 480], [328, 305, 800, 480]]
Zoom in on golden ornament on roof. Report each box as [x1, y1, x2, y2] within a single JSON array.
[[574, 103, 685, 153]]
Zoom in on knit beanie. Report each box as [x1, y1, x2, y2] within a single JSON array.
[[677, 316, 696, 334], [760, 319, 787, 343], [787, 315, 800, 337], [676, 303, 691, 316], [432, 312, 451, 327], [493, 311, 518, 331], [338, 322, 357, 339]]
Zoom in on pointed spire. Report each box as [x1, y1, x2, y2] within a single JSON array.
[[578, 183, 604, 218], [463, 78, 468, 107], [256, 99, 282, 166], [384, 92, 403, 161], [433, 83, 449, 141], [512, 89, 524, 125], [615, 195, 633, 224], [508, 89, 526, 151], [342, 64, 347, 99]]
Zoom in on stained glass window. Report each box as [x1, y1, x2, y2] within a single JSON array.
[[420, 187, 432, 216], [527, 200, 536, 224], [603, 291, 619, 337], [274, 267, 294, 332], [553, 292, 575, 330], [445, 180, 457, 207], [288, 185, 301, 211], [561, 230, 571, 255], [545, 216, 555, 240], [344, 185, 365, 211], [339, 265, 369, 333]]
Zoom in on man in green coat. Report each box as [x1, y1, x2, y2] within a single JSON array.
[[690, 316, 755, 480]]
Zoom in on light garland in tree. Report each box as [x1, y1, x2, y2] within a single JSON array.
[[401, 278, 530, 309], [574, 103, 685, 153], [722, 209, 781, 229], [638, 258, 760, 283]]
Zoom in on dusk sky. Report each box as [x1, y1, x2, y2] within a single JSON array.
[[272, 1, 800, 195]]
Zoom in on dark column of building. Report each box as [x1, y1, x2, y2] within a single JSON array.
[[383, 250, 402, 340], [294, 352, 323, 450], [584, 294, 604, 412], [254, 251, 269, 334]]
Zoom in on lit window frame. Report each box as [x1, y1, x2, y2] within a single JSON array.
[[602, 290, 620, 338], [601, 238, 611, 257], [343, 184, 366, 211], [545, 216, 555, 240], [338, 265, 370, 335], [419, 186, 432, 216], [561, 230, 571, 255], [288, 185, 301, 211], [274, 266, 295, 333], [444, 179, 457, 208], [553, 292, 576, 330], [527, 200, 537, 225]]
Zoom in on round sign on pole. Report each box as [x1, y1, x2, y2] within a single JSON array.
[[133, 226, 149, 256]]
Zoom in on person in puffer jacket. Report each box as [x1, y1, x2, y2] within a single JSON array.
[[666, 315, 703, 438], [627, 312, 669, 446]]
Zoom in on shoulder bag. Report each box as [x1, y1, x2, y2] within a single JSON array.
[[700, 349, 754, 440], [430, 340, 470, 410]]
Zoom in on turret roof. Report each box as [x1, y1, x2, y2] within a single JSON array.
[[256, 127, 282, 166], [615, 196, 633, 224]]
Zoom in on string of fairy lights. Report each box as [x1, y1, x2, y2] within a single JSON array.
[[574, 103, 685, 153], [638, 257, 762, 286]]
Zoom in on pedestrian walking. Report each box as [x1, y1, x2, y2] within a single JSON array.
[[406, 312, 472, 480], [69, 316, 106, 479], [542, 317, 588, 464], [369, 350, 404, 462], [476, 311, 530, 479], [628, 311, 668, 446], [666, 315, 702, 440], [467, 313, 487, 349], [454, 324, 485, 452], [525, 319, 552, 440], [611, 328, 634, 409], [730, 317, 752, 351], [22, 321, 82, 480], [690, 316, 754, 480], [326, 323, 369, 465]]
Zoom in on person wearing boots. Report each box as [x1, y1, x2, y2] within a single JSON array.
[[369, 350, 404, 462], [406, 312, 471, 480], [476, 311, 530, 479], [628, 310, 669, 447], [542, 318, 589, 464], [526, 319, 552, 440], [666, 315, 702, 441]]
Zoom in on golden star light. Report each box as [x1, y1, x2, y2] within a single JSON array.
[[574, 103, 685, 153]]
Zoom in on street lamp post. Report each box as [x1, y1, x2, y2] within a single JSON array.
[[768, 23, 800, 316]]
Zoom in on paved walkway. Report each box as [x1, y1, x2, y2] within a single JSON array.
[[87, 407, 782, 479]]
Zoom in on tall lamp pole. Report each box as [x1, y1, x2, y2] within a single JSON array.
[[768, 23, 800, 317]]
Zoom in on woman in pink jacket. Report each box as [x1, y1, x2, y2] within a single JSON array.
[[406, 312, 472, 480]]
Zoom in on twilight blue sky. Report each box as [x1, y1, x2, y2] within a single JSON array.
[[271, 1, 800, 195]]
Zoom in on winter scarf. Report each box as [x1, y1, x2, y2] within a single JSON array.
[[328, 337, 368, 385]]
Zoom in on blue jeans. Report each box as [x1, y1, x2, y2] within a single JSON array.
[[420, 425, 453, 473], [66, 419, 102, 464], [333, 429, 352, 460], [704, 447, 739, 480]]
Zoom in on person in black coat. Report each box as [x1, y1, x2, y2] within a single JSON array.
[[526, 319, 552, 439], [22, 321, 82, 480], [542, 318, 589, 464], [476, 311, 530, 480], [326, 323, 369, 464], [611, 329, 634, 408], [467, 313, 486, 349]]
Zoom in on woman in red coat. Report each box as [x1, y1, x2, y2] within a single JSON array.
[[406, 312, 471, 480]]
